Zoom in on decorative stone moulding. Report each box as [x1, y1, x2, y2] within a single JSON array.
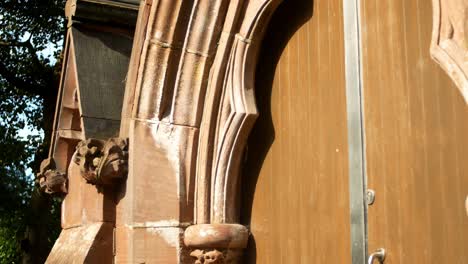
[[119, 0, 282, 261], [431, 0, 468, 103], [37, 158, 67, 195], [73, 138, 128, 185]]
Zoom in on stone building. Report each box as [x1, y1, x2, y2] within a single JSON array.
[[39, 0, 468, 263]]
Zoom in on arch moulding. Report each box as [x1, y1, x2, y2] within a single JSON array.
[[118, 0, 282, 262]]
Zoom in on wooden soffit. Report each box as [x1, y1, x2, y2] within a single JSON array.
[[65, 0, 139, 27]]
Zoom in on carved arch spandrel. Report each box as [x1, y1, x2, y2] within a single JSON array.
[[431, 0, 468, 103]]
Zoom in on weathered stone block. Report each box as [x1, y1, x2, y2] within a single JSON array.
[[46, 223, 113, 264]]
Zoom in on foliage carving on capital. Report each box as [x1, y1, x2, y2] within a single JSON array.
[[190, 249, 225, 264], [184, 224, 248, 264], [188, 248, 244, 264]]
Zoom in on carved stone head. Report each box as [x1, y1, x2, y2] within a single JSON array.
[[37, 158, 67, 195], [73, 138, 128, 185]]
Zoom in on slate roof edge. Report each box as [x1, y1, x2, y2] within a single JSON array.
[[66, 0, 140, 28]]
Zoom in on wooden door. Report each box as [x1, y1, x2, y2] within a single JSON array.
[[241, 0, 351, 263], [361, 0, 468, 263]]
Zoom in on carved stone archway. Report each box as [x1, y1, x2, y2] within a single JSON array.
[[116, 0, 282, 262]]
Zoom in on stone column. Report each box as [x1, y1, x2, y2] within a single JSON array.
[[117, 0, 281, 262]]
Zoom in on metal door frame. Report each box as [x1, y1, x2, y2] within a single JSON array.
[[343, 0, 368, 263]]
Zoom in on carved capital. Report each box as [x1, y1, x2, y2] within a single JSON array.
[[73, 138, 128, 185], [37, 158, 67, 195], [189, 249, 243, 264], [190, 249, 224, 264], [185, 224, 249, 264]]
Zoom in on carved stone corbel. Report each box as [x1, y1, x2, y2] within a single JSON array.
[[431, 0, 468, 102], [185, 224, 249, 264], [37, 158, 67, 195], [73, 138, 128, 185], [190, 249, 225, 264]]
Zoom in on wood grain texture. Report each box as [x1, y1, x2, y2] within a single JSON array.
[[241, 0, 351, 263], [361, 0, 468, 263]]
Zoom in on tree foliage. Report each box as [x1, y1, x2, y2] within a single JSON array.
[[0, 0, 66, 262]]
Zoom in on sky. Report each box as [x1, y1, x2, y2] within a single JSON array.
[[16, 36, 63, 178]]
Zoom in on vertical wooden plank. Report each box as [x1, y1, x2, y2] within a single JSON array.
[[362, 0, 468, 263], [241, 0, 351, 263]]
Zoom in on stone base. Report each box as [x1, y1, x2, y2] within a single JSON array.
[[46, 222, 113, 264]]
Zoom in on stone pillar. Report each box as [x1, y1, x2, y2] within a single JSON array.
[[115, 1, 195, 262], [117, 0, 282, 263]]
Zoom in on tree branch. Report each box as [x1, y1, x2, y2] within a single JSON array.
[[0, 59, 40, 96], [0, 38, 43, 67], [0, 39, 29, 48]]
